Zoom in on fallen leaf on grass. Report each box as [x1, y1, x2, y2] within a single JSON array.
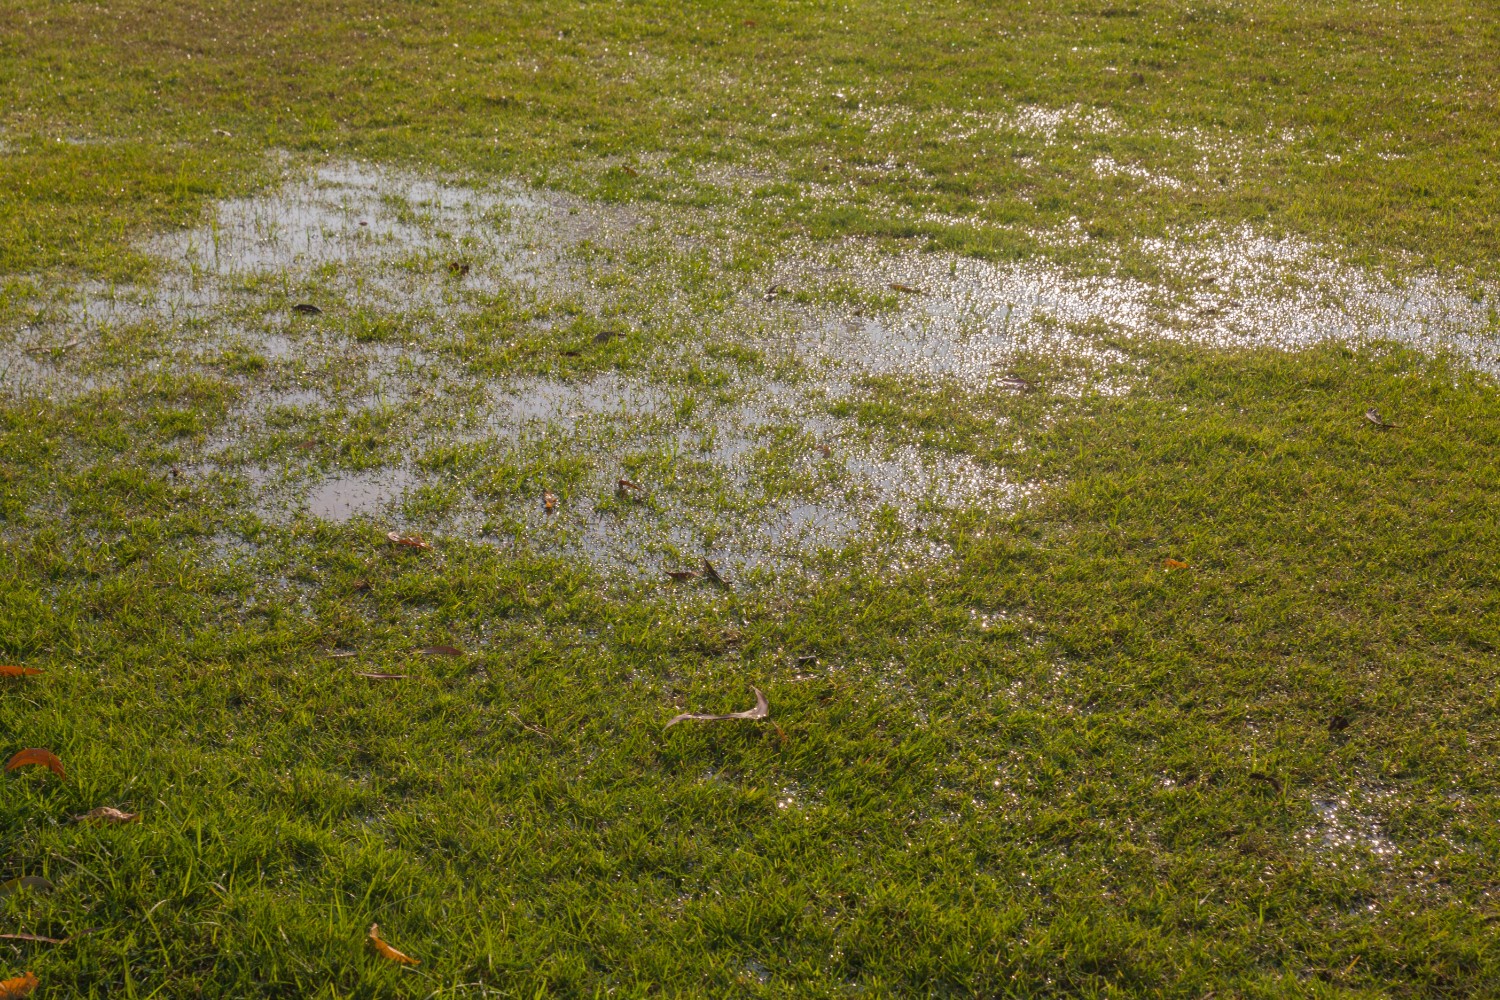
[[0, 877, 53, 899], [296, 439, 318, 451], [448, 260, 471, 277], [368, 924, 419, 966], [5, 749, 65, 779], [666, 688, 769, 728], [292, 303, 322, 315], [356, 672, 408, 680], [418, 645, 464, 657], [73, 807, 137, 824], [0, 666, 42, 678], [701, 559, 726, 587], [1163, 558, 1189, 570], [998, 373, 1035, 393], [593, 329, 620, 345], [616, 477, 644, 497], [544, 491, 558, 512], [0, 972, 38, 998], [618, 165, 639, 177], [814, 443, 832, 458], [888, 282, 925, 295], [665, 569, 700, 581], [386, 531, 432, 551], [1364, 407, 1397, 429]]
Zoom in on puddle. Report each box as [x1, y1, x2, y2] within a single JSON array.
[[3, 154, 1495, 578], [306, 468, 416, 523]]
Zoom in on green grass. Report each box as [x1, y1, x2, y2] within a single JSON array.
[[3, 1, 1500, 997]]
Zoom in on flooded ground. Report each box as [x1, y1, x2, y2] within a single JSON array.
[[1, 156, 1495, 576]]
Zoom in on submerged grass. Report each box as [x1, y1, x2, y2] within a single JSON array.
[[2, 1, 1499, 998]]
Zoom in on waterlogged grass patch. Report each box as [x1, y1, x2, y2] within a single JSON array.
[[2, 3, 1500, 994]]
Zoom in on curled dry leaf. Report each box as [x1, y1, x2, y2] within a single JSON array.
[[701, 559, 726, 587], [888, 282, 925, 295], [593, 329, 619, 345], [616, 477, 644, 497], [665, 569, 700, 581], [448, 260, 471, 277], [386, 531, 432, 551], [356, 672, 408, 680], [5, 749, 65, 779], [0, 972, 38, 999], [544, 491, 558, 512], [74, 806, 138, 824], [418, 645, 464, 657], [815, 443, 832, 458], [666, 687, 769, 728], [0, 877, 54, 899], [368, 924, 420, 966], [291, 303, 322, 315], [1365, 407, 1397, 428], [0, 665, 42, 678], [998, 373, 1035, 393], [1163, 558, 1189, 570]]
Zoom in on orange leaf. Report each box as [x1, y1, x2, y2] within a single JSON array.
[[387, 531, 431, 551], [0, 972, 38, 999], [5, 749, 65, 779], [1163, 558, 1189, 570], [74, 806, 138, 824], [0, 666, 42, 678], [543, 491, 558, 512], [368, 924, 419, 966]]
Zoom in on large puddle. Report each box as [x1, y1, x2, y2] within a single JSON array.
[[1, 155, 1495, 575]]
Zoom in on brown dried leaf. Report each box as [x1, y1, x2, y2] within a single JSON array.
[[0, 877, 54, 899], [296, 439, 318, 451], [5, 748, 65, 779], [418, 645, 464, 657], [0, 665, 42, 678], [616, 477, 644, 497], [0, 972, 38, 998], [0, 933, 65, 945], [666, 687, 769, 728], [888, 282, 925, 295], [386, 531, 432, 551], [1163, 558, 1189, 570], [292, 303, 322, 315], [1364, 407, 1397, 428], [448, 260, 471, 277], [74, 807, 138, 824], [368, 924, 420, 966], [665, 569, 700, 581], [544, 490, 558, 512], [701, 558, 726, 587], [814, 443, 832, 458], [356, 672, 408, 680]]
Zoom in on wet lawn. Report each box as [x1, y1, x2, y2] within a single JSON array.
[[2, 1, 1499, 997]]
